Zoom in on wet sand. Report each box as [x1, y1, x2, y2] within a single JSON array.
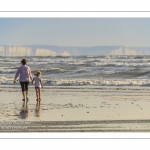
[[0, 86, 150, 132]]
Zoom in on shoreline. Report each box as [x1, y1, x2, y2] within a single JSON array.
[[1, 120, 150, 132]]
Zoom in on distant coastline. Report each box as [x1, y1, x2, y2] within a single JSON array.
[[0, 45, 150, 56]]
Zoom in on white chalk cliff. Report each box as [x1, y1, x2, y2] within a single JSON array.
[[0, 46, 69, 56], [110, 47, 138, 55]]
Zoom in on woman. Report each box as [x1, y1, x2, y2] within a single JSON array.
[[14, 59, 33, 102]]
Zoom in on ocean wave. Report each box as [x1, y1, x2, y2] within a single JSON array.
[[2, 56, 150, 66], [0, 76, 13, 84], [40, 68, 65, 74], [1, 76, 150, 86], [2, 55, 150, 84], [92, 61, 150, 67]]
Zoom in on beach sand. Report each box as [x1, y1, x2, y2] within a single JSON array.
[[0, 85, 150, 132]]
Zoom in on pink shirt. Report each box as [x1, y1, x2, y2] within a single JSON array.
[[14, 65, 33, 82]]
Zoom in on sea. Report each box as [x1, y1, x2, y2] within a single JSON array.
[[1, 55, 150, 87]]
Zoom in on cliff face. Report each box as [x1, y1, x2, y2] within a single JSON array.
[[110, 47, 138, 55], [0, 45, 149, 56], [35, 48, 56, 56], [0, 46, 56, 56]]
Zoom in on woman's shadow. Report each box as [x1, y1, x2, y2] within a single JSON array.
[[19, 101, 29, 119]]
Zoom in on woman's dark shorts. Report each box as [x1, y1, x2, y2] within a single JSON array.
[[20, 82, 29, 92]]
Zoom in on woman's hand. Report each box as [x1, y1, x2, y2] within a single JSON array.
[[13, 79, 16, 84], [32, 79, 34, 84]]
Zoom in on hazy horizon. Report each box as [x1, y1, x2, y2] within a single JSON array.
[[1, 18, 150, 56], [1, 18, 150, 47]]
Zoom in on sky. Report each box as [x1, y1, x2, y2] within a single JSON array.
[[0, 18, 150, 47]]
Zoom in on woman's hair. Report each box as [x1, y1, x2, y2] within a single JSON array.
[[34, 71, 42, 76], [21, 59, 27, 65]]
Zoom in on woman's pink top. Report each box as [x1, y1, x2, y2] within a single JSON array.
[[14, 65, 33, 82]]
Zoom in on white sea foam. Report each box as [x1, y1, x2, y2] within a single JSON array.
[[41, 79, 150, 86], [1, 75, 150, 86], [1, 55, 150, 86], [33, 78, 150, 86]]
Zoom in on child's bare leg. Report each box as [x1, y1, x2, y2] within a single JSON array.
[[39, 88, 41, 100], [38, 88, 41, 105], [35, 88, 39, 100]]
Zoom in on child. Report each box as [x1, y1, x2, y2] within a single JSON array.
[[32, 71, 43, 104]]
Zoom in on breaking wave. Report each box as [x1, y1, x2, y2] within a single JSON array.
[[1, 55, 150, 86]]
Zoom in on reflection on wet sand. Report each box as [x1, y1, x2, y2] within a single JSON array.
[[35, 102, 41, 117], [19, 102, 29, 119]]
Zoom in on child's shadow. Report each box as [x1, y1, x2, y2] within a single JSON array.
[[34, 103, 41, 117], [19, 102, 29, 119]]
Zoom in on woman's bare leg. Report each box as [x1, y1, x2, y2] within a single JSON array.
[[22, 92, 25, 99], [22, 91, 28, 107], [26, 90, 28, 98], [24, 91, 27, 107]]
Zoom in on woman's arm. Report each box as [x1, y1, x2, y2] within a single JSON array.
[[29, 67, 33, 81], [14, 68, 20, 83], [32, 79, 34, 84]]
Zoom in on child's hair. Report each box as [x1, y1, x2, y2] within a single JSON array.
[[34, 71, 42, 76]]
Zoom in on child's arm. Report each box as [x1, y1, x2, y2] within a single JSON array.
[[40, 79, 43, 88]]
